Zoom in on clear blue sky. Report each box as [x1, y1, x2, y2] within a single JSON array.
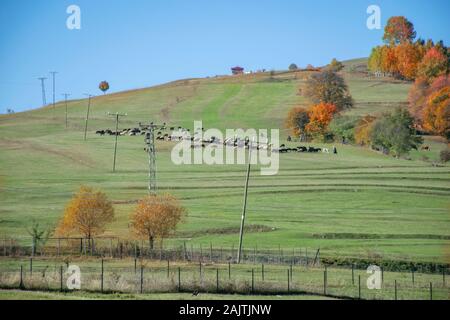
[[1, 0, 449, 112]]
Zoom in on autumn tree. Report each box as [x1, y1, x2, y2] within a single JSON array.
[[423, 86, 450, 138], [285, 106, 310, 138], [381, 45, 399, 76], [416, 47, 449, 82], [354, 116, 376, 146], [328, 58, 344, 72], [99, 81, 110, 94], [130, 194, 186, 250], [368, 46, 383, 73], [56, 186, 114, 240], [395, 42, 424, 80], [383, 16, 416, 45], [305, 102, 338, 138], [303, 70, 353, 111]]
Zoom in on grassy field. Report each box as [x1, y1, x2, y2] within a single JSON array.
[[0, 257, 447, 300], [0, 59, 449, 267]]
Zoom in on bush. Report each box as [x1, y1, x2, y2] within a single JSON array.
[[440, 149, 450, 163]]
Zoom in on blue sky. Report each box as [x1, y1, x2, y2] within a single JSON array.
[[0, 0, 449, 112]]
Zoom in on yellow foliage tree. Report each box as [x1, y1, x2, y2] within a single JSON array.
[[130, 194, 186, 249], [354, 116, 377, 146], [423, 86, 450, 137], [56, 186, 114, 239]]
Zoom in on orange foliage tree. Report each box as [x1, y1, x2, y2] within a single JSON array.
[[284, 106, 310, 137], [423, 86, 450, 137], [354, 116, 377, 146], [56, 186, 114, 239], [305, 103, 338, 137], [383, 16, 416, 45], [409, 75, 450, 132], [130, 194, 186, 249], [417, 47, 449, 82], [395, 42, 424, 80]]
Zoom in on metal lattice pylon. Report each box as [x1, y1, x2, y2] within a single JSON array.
[[140, 122, 160, 194]]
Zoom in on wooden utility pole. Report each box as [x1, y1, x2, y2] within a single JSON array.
[[108, 112, 127, 172], [237, 138, 254, 264], [83, 94, 93, 141], [62, 93, 70, 128], [50, 71, 58, 116]]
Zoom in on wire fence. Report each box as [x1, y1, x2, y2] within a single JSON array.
[[0, 257, 448, 300]]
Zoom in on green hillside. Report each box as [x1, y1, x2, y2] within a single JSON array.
[[0, 59, 449, 265]]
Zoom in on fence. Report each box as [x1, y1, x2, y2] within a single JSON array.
[[0, 237, 322, 267], [0, 257, 448, 300]]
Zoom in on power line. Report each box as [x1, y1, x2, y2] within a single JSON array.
[[37, 77, 47, 106], [108, 112, 127, 172], [62, 93, 70, 128], [83, 94, 94, 141]]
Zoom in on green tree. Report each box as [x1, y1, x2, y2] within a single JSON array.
[[289, 63, 298, 71], [328, 115, 359, 143], [27, 220, 53, 255], [371, 108, 423, 157], [303, 70, 353, 111]]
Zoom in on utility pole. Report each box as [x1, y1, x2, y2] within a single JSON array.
[[237, 137, 254, 264], [50, 71, 58, 116], [38, 77, 47, 106], [83, 94, 93, 141], [108, 112, 127, 172], [62, 93, 70, 128], [139, 122, 163, 194]]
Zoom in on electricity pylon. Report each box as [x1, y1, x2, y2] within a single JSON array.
[[139, 122, 164, 194]]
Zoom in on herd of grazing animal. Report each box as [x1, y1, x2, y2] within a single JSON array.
[[95, 124, 339, 154]]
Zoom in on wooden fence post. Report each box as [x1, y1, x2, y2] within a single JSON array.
[[216, 269, 219, 292], [60, 265, 63, 292], [140, 266, 144, 294], [134, 258, 137, 274], [228, 262, 231, 280], [358, 275, 361, 299], [411, 268, 415, 285], [262, 264, 265, 281], [352, 264, 355, 285], [290, 263, 293, 281], [19, 265, 24, 289], [394, 280, 397, 300], [30, 258, 33, 276], [183, 241, 187, 261], [287, 269, 290, 293], [101, 259, 104, 293], [323, 266, 327, 295], [429, 282, 432, 300], [178, 267, 181, 292], [251, 269, 254, 293], [443, 268, 446, 287]]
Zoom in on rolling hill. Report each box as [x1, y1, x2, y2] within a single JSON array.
[[0, 58, 449, 265]]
